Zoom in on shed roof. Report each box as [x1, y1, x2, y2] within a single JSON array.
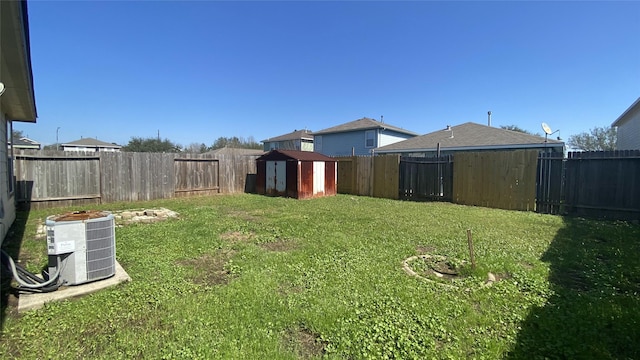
[[313, 117, 418, 136], [376, 122, 564, 153], [257, 149, 335, 162], [62, 138, 121, 148], [262, 129, 313, 143], [612, 97, 640, 127]]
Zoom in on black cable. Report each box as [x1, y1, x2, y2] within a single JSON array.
[[15, 262, 46, 284]]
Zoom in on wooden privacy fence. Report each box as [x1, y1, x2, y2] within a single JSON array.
[[453, 150, 539, 211], [14, 150, 258, 209], [336, 149, 638, 219], [399, 156, 453, 202], [537, 150, 640, 219], [335, 155, 399, 199]]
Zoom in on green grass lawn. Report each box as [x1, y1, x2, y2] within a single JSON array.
[[1, 194, 639, 359]]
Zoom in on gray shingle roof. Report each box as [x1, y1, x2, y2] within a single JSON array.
[[262, 129, 313, 143], [10, 137, 40, 148], [376, 122, 564, 152], [207, 147, 264, 156], [62, 138, 121, 148], [313, 117, 418, 136]]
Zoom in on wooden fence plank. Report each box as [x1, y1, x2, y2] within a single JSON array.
[[453, 150, 538, 211], [15, 150, 258, 209]]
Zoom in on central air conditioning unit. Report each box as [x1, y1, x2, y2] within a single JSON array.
[[46, 211, 116, 286]]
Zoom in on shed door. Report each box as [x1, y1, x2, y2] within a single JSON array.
[[313, 161, 325, 194], [266, 161, 287, 193]]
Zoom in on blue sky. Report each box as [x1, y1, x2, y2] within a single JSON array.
[[16, 1, 640, 149]]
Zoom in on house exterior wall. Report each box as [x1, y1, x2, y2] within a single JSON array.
[[315, 129, 415, 156], [0, 114, 16, 244], [616, 108, 640, 150], [301, 140, 314, 152], [264, 139, 314, 152], [62, 145, 120, 152], [378, 131, 415, 147]]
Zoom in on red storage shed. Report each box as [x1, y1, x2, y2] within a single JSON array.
[[256, 150, 337, 199]]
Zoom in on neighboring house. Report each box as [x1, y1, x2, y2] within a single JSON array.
[[313, 117, 418, 156], [262, 129, 314, 152], [612, 97, 640, 150], [1, 0, 38, 243], [9, 136, 40, 150], [62, 138, 122, 152], [375, 122, 564, 157]]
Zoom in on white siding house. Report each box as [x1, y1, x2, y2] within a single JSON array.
[[612, 97, 640, 150], [1, 1, 38, 244]]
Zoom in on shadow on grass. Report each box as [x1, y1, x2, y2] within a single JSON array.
[[0, 207, 31, 334], [508, 217, 640, 359]]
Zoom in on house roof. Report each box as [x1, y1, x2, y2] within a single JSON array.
[[376, 122, 564, 153], [257, 149, 335, 162], [313, 117, 418, 136], [62, 138, 121, 148], [612, 97, 640, 127], [207, 147, 264, 156], [1, 1, 37, 122], [10, 136, 40, 148], [262, 129, 313, 143]]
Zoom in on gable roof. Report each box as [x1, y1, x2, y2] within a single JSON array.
[[313, 117, 418, 136], [62, 138, 121, 148], [257, 149, 335, 162], [262, 129, 313, 143], [207, 147, 264, 156], [612, 97, 640, 127], [376, 122, 564, 153], [10, 136, 40, 148]]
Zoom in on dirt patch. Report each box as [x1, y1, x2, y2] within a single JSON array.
[[520, 262, 534, 270], [220, 231, 255, 243], [259, 239, 297, 252], [283, 325, 326, 359], [278, 282, 304, 296], [227, 210, 262, 222], [177, 250, 236, 286], [493, 272, 512, 281], [416, 245, 436, 254]]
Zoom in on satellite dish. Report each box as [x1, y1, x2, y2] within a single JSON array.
[[541, 122, 553, 135], [0, 82, 5, 97]]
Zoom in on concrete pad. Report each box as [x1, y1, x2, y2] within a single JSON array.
[[17, 261, 131, 312]]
